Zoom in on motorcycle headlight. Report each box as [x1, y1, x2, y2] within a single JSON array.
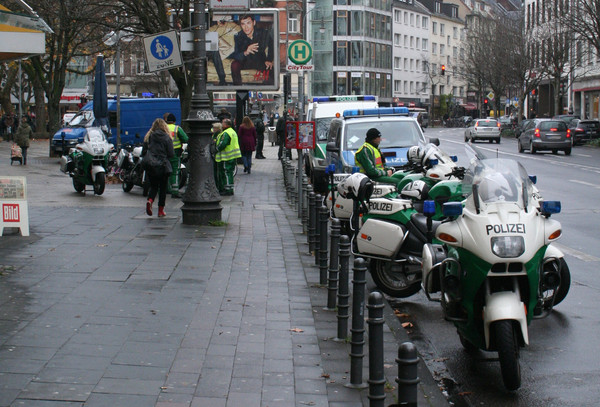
[[93, 147, 104, 155], [491, 236, 525, 258]]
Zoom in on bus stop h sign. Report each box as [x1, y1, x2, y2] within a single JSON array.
[[287, 40, 313, 72]]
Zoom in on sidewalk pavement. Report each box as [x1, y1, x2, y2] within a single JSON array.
[[0, 139, 448, 406]]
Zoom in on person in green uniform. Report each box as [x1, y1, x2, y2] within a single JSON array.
[[215, 118, 242, 195], [354, 128, 400, 187], [165, 113, 189, 198]]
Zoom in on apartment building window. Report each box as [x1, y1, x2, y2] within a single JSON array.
[[410, 13, 414, 26], [394, 9, 401, 23], [404, 35, 408, 48], [395, 80, 401, 92], [410, 81, 414, 94], [422, 38, 428, 51], [288, 12, 299, 33], [432, 21, 437, 35], [439, 85, 445, 94], [136, 58, 146, 74], [453, 46, 458, 58], [336, 41, 348, 65], [447, 35, 450, 45], [404, 11, 408, 24], [404, 81, 408, 93], [432, 43, 437, 54], [352, 11, 363, 32], [440, 23, 445, 35], [453, 27, 458, 39], [410, 59, 414, 71], [422, 17, 428, 29], [351, 41, 362, 65], [416, 59, 420, 71], [440, 44, 445, 55], [394, 56, 401, 69], [410, 36, 414, 48], [394, 33, 401, 46], [336, 11, 348, 35], [416, 15, 420, 28], [416, 38, 420, 49], [422, 60, 428, 72]]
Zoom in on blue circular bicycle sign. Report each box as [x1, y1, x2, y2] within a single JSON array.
[[150, 36, 173, 60]]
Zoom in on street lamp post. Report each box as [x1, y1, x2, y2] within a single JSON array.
[[180, 0, 222, 225]]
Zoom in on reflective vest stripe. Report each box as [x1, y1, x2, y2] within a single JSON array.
[[215, 128, 242, 162], [356, 143, 383, 174], [167, 124, 182, 149]]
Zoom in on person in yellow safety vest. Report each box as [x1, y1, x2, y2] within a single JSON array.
[[215, 118, 242, 196], [164, 113, 189, 198], [354, 128, 401, 188]]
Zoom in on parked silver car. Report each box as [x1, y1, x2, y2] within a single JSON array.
[[517, 118, 572, 155], [464, 118, 501, 143]]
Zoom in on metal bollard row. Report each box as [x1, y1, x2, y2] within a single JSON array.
[[367, 292, 386, 407], [326, 219, 341, 310], [346, 257, 368, 389], [318, 203, 329, 285], [335, 235, 351, 342], [308, 192, 316, 253]]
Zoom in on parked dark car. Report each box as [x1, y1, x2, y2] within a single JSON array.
[[514, 119, 533, 138], [553, 114, 580, 124], [498, 116, 512, 132], [568, 119, 600, 145], [518, 118, 572, 155]]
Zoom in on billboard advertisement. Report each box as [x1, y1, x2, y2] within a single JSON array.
[[207, 9, 279, 91]]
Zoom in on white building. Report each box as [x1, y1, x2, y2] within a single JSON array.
[[391, 0, 431, 108]]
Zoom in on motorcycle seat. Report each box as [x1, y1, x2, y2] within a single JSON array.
[[408, 213, 442, 242]]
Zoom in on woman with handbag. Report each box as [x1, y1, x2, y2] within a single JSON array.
[[142, 119, 174, 217]]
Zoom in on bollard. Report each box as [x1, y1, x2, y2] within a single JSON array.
[[325, 219, 341, 310], [335, 235, 351, 342], [394, 342, 420, 407], [298, 172, 306, 220], [291, 167, 297, 207], [345, 257, 368, 389], [314, 194, 322, 265], [302, 181, 311, 234], [318, 204, 329, 285], [367, 292, 386, 407], [308, 191, 316, 252]]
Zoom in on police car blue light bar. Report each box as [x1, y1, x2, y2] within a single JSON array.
[[312, 95, 377, 103], [343, 107, 410, 118]]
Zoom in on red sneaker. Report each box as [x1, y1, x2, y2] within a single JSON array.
[[158, 206, 166, 217], [146, 199, 153, 216]]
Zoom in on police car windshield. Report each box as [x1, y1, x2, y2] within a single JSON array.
[[315, 118, 333, 142], [344, 121, 424, 151]]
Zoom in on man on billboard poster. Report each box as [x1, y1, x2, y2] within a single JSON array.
[[207, 11, 277, 89], [229, 14, 274, 85]]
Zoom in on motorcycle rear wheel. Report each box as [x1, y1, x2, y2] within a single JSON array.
[[122, 178, 134, 192], [494, 320, 521, 391], [370, 259, 422, 298], [94, 173, 105, 195]]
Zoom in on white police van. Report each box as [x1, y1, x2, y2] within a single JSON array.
[[305, 95, 378, 192], [324, 107, 437, 174]]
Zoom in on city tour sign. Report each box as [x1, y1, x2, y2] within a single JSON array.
[[287, 39, 313, 72]]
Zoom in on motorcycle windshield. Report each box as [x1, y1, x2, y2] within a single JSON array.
[[462, 158, 533, 209], [422, 143, 454, 165], [85, 128, 107, 143], [68, 111, 94, 127]]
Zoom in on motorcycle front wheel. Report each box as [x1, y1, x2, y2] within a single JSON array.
[[543, 258, 571, 309], [73, 177, 85, 193], [370, 259, 422, 298], [494, 320, 521, 391], [122, 177, 134, 192], [94, 173, 105, 195]]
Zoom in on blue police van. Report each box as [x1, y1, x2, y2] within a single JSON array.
[[51, 98, 181, 156]]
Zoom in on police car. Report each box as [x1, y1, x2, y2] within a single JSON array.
[[324, 107, 437, 174], [304, 95, 378, 192]]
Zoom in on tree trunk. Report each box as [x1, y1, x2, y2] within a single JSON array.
[[0, 67, 17, 114], [32, 75, 47, 137]]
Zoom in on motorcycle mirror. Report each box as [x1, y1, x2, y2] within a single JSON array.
[[529, 175, 537, 184], [442, 202, 463, 217], [541, 201, 561, 215], [428, 137, 440, 146], [326, 142, 339, 153]]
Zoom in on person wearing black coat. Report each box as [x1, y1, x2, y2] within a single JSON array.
[[254, 116, 266, 159], [142, 118, 175, 217]]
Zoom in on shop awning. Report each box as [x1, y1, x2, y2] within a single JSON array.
[[0, 1, 52, 62], [460, 103, 477, 111]]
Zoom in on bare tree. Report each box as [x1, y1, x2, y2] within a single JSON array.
[[566, 0, 600, 55], [22, 0, 110, 136]]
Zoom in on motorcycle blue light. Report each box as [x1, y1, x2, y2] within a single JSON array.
[[442, 202, 463, 217], [325, 164, 336, 174], [541, 201, 561, 214], [451, 155, 458, 162], [352, 166, 360, 173], [423, 200, 436, 215], [529, 175, 537, 184], [429, 159, 439, 166]]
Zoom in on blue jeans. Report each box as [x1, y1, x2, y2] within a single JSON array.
[[241, 151, 253, 171]]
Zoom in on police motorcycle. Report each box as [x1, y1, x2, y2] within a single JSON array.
[[337, 172, 443, 298], [118, 142, 149, 195], [421, 149, 570, 391], [60, 127, 113, 195]]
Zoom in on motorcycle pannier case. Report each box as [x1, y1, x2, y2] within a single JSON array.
[[59, 155, 73, 173], [357, 218, 405, 257], [117, 149, 128, 168]]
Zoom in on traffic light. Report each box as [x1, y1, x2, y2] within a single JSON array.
[[441, 65, 446, 75], [484, 98, 489, 109]]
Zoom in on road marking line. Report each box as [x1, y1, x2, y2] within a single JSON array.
[[570, 179, 600, 189], [552, 243, 600, 262]]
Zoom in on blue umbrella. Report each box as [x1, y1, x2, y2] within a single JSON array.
[[93, 55, 109, 132]]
